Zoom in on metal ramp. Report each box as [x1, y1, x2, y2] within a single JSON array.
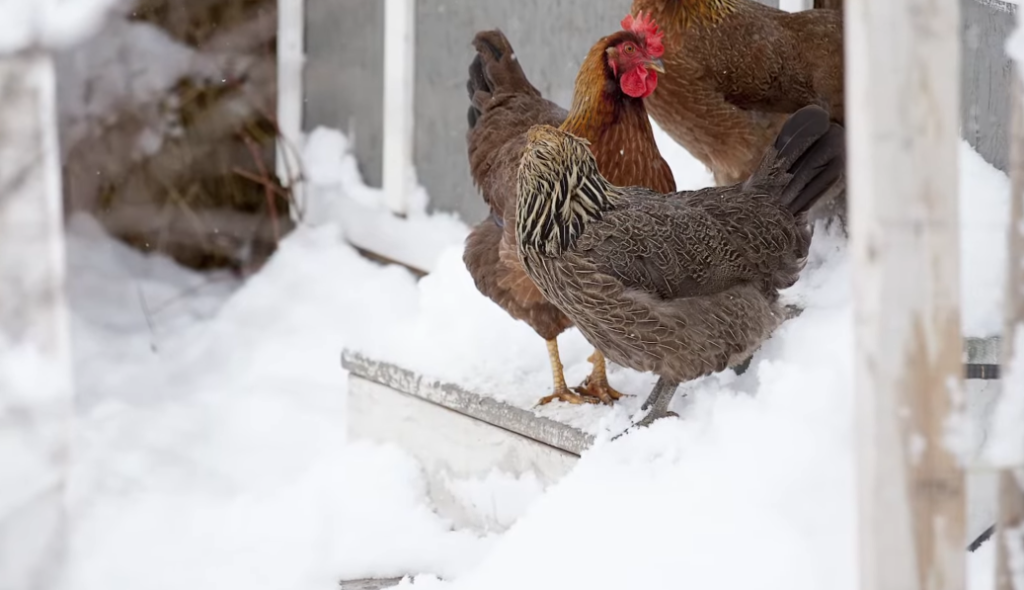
[[340, 336, 1004, 587]]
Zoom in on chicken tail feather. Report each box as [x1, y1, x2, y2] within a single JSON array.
[[466, 29, 541, 131], [745, 105, 846, 216]]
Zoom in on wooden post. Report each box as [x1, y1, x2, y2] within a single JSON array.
[[995, 70, 1024, 590], [779, 0, 813, 11], [382, 0, 416, 216], [848, 0, 966, 589], [277, 0, 305, 220], [0, 52, 73, 590]]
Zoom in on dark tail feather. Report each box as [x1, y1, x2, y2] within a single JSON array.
[[466, 29, 539, 130], [745, 105, 846, 216]]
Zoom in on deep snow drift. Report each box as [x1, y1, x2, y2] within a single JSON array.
[[61, 116, 1009, 590]]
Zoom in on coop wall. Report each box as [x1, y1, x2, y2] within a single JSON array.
[[961, 0, 1016, 174], [303, 0, 1014, 223]]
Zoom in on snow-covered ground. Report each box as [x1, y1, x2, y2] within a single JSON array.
[[59, 115, 1009, 589]]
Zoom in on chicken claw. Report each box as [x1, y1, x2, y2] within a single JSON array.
[[632, 409, 680, 429], [536, 339, 602, 406], [537, 388, 602, 406], [573, 350, 626, 405]]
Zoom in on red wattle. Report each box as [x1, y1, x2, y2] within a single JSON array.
[[621, 65, 657, 99]]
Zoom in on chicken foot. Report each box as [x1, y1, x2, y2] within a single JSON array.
[[536, 339, 601, 406], [633, 376, 681, 428], [573, 350, 627, 405]]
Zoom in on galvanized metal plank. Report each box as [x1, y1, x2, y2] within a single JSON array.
[[339, 578, 405, 590], [342, 350, 594, 455]]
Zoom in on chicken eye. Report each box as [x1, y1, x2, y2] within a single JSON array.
[[623, 43, 635, 54]]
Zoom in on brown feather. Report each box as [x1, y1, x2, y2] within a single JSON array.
[[463, 27, 674, 344], [631, 0, 845, 225], [515, 107, 845, 384]]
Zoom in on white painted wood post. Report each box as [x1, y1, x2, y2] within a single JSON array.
[[382, 0, 416, 216], [779, 0, 813, 12], [277, 0, 305, 220], [847, 0, 966, 589], [994, 70, 1024, 590], [0, 51, 74, 590]]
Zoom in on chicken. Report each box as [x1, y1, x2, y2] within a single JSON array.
[[630, 0, 845, 224], [464, 17, 675, 406], [515, 105, 845, 427]]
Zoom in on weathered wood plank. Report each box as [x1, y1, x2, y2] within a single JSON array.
[[848, 0, 967, 587], [0, 52, 73, 590], [995, 65, 1024, 590], [382, 0, 416, 215]]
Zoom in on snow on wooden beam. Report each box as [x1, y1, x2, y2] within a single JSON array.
[[847, 0, 966, 587], [0, 51, 73, 590], [382, 0, 416, 216]]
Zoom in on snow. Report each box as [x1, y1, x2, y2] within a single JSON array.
[[0, 0, 120, 54], [986, 325, 1024, 467], [302, 127, 469, 273], [52, 112, 1011, 590], [65, 213, 489, 588], [960, 141, 1014, 336], [442, 470, 547, 533]]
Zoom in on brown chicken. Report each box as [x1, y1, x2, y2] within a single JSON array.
[[516, 105, 845, 427], [630, 0, 844, 222], [464, 16, 675, 406]]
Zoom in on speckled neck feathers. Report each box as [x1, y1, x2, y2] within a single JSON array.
[[517, 129, 617, 257]]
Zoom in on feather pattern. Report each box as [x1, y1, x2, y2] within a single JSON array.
[[463, 26, 674, 344], [516, 107, 845, 384], [631, 0, 845, 225]]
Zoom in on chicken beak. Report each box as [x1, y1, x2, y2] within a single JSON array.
[[646, 58, 666, 74]]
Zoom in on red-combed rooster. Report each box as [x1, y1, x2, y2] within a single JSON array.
[[463, 15, 675, 406], [631, 0, 845, 224]]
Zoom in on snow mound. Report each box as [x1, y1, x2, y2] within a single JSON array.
[[0, 0, 118, 54]]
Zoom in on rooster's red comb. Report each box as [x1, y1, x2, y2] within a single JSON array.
[[621, 11, 664, 58]]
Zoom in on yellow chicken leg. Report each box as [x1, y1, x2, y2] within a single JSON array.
[[573, 350, 626, 405], [536, 339, 600, 406]]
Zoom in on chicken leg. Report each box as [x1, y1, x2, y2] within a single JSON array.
[[536, 339, 601, 406], [573, 350, 626, 405], [633, 376, 680, 428]]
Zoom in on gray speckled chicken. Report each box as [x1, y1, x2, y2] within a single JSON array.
[[515, 105, 844, 427]]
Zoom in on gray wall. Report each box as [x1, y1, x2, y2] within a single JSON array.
[[304, 0, 385, 187], [304, 0, 1016, 223], [415, 0, 639, 222], [961, 0, 1016, 174]]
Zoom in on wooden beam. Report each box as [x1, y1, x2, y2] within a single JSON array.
[[848, 0, 966, 589], [779, 0, 814, 10], [382, 0, 416, 216], [0, 52, 73, 590], [995, 70, 1024, 590], [277, 0, 305, 220]]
